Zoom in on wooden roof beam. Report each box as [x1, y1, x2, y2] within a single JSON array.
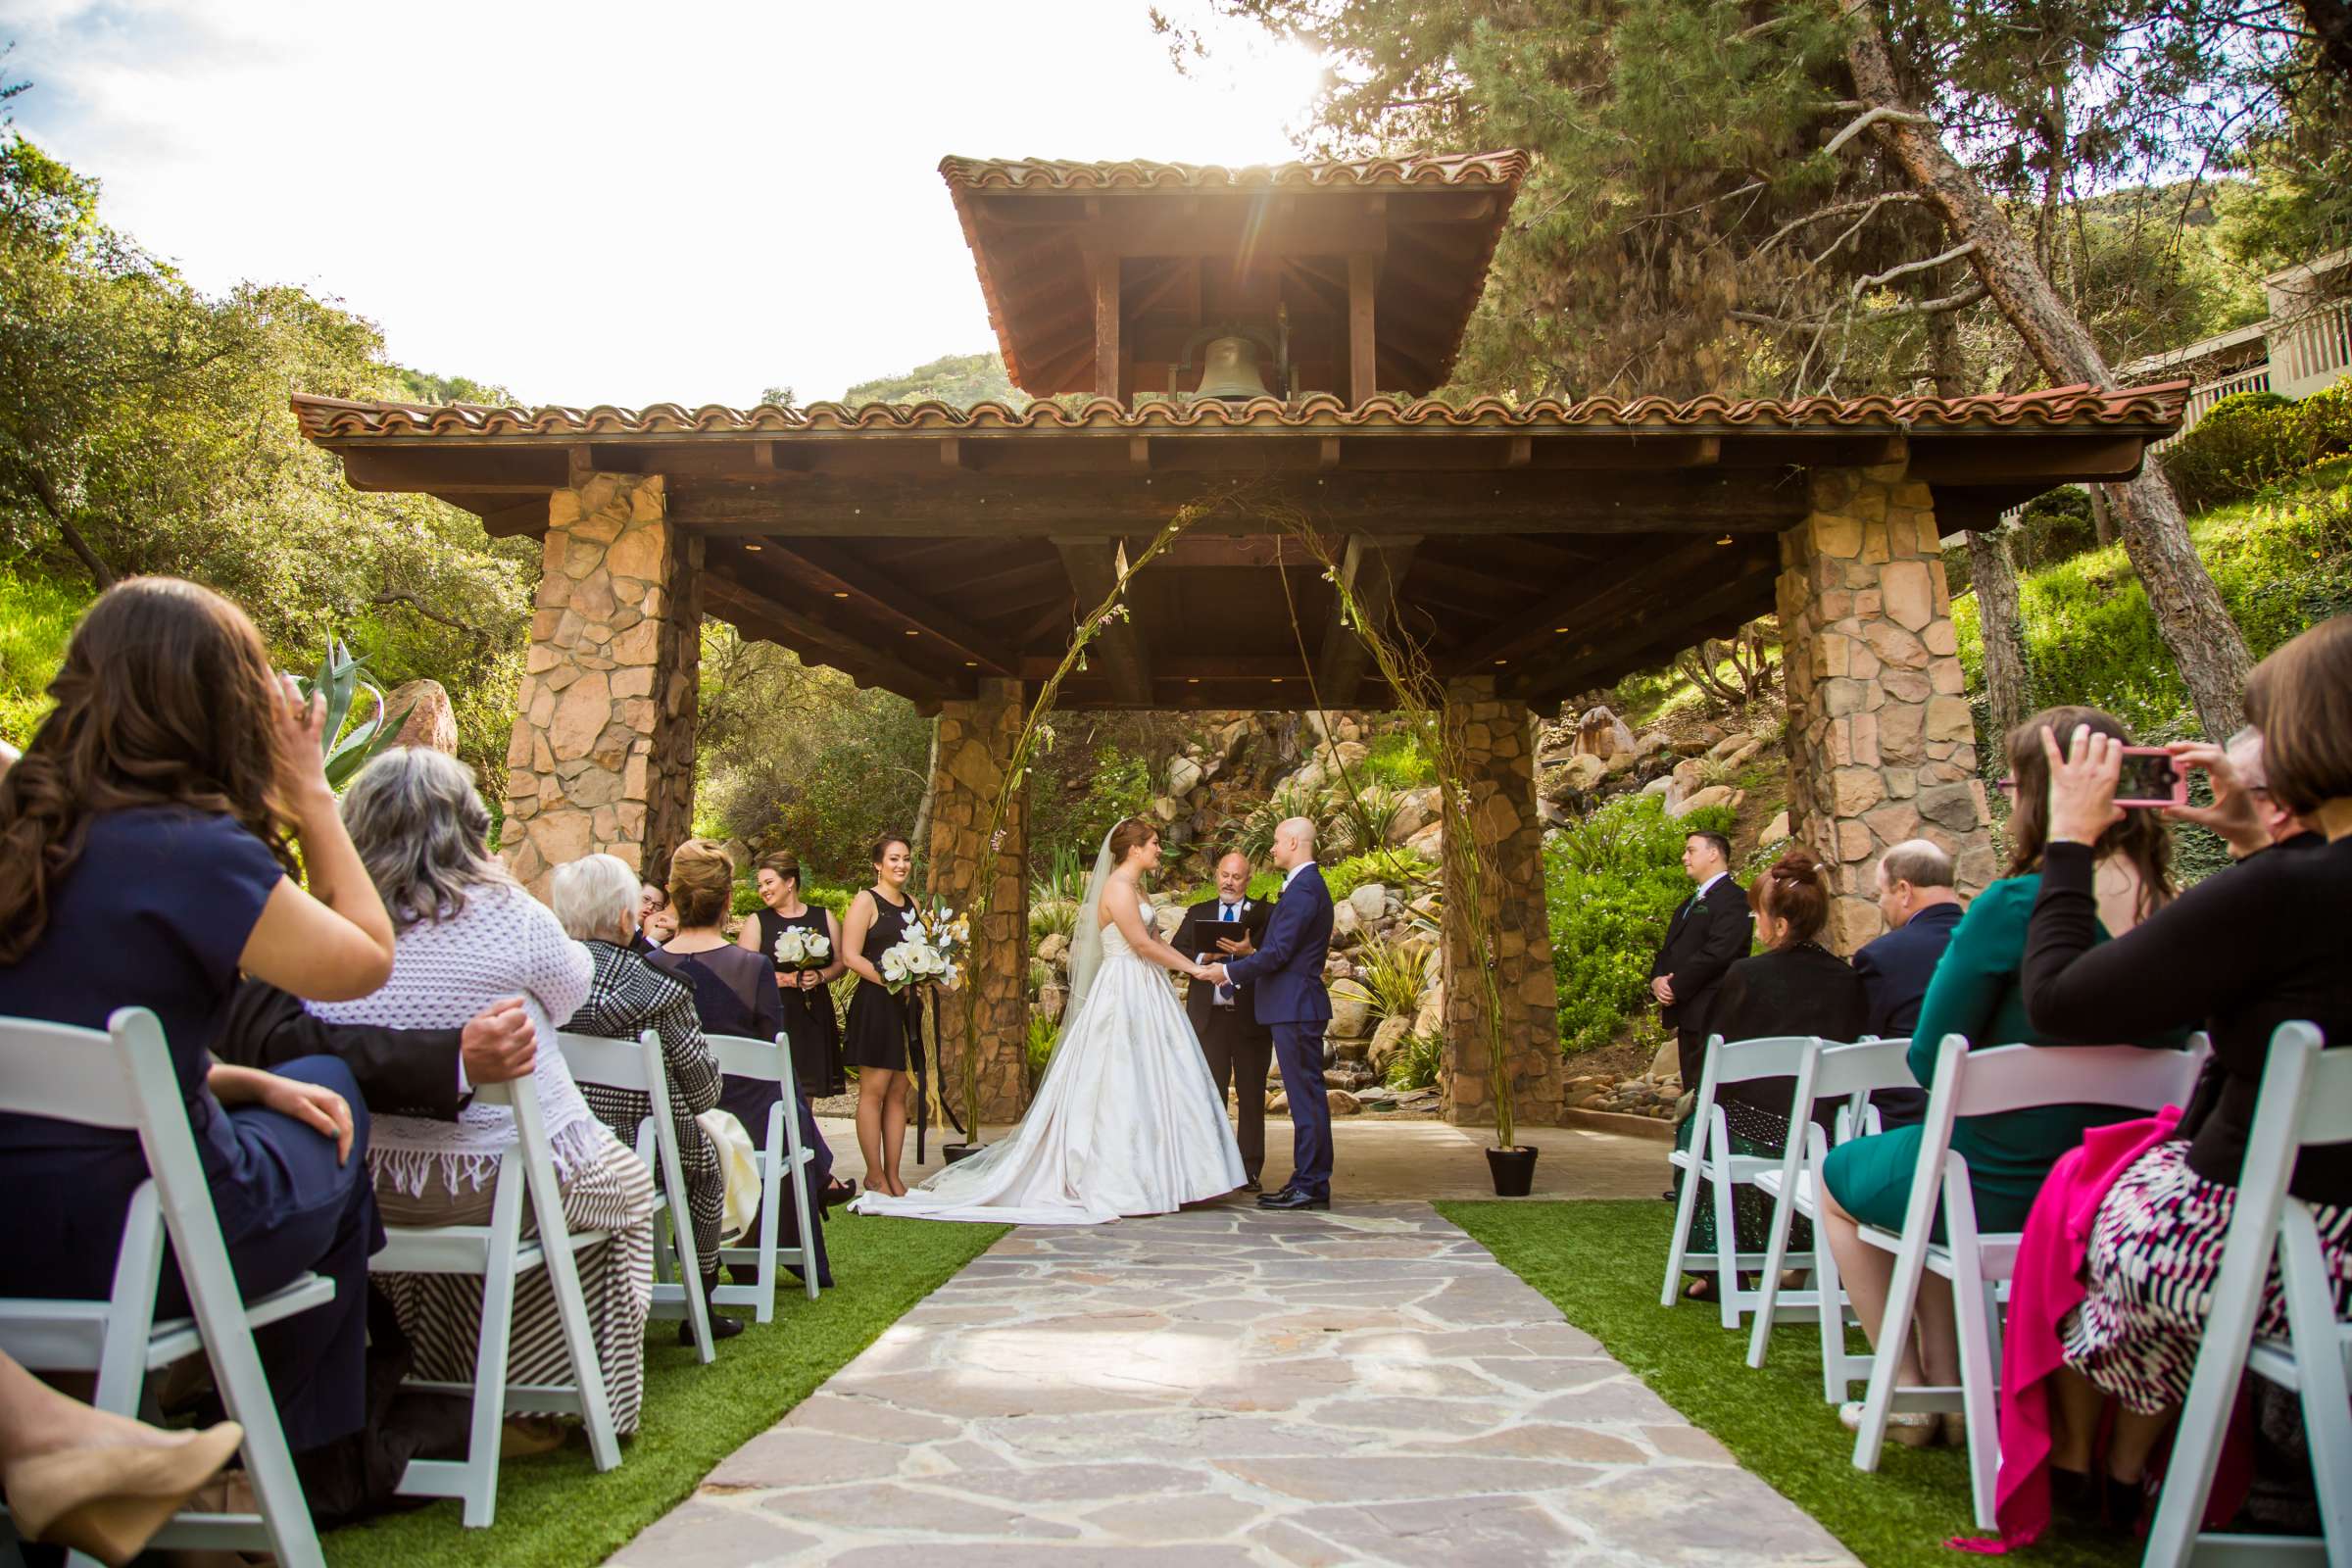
[[1506, 554, 1780, 700], [1317, 535, 1420, 706], [754, 538, 1021, 676], [1054, 539, 1153, 705], [1447, 535, 1740, 672], [702, 570, 959, 705]]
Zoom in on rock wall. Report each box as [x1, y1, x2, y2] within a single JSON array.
[[927, 678, 1030, 1123], [501, 474, 701, 899], [1778, 465, 1995, 952], [1439, 677, 1563, 1129]]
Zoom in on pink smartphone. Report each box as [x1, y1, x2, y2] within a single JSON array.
[[2116, 746, 2189, 808]]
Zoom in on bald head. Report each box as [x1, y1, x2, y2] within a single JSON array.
[[1271, 815, 1318, 871]]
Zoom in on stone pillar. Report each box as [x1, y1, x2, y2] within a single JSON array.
[[1438, 677, 1564, 1128], [927, 679, 1030, 1124], [1778, 465, 1996, 954], [502, 473, 702, 900]]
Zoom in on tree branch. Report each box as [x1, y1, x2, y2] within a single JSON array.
[[1821, 104, 1937, 161], [15, 463, 118, 591], [1855, 240, 1979, 292], [371, 589, 490, 648], [1758, 190, 1924, 256]]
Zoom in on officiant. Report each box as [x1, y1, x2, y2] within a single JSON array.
[[1172, 852, 1276, 1192]]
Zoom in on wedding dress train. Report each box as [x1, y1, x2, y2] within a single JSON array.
[[848, 889, 1245, 1225]]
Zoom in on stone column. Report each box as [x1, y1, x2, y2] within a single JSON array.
[[926, 679, 1030, 1124], [1778, 464, 1996, 954], [502, 473, 702, 901], [1438, 677, 1564, 1128]]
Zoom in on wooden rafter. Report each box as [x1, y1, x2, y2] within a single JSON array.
[[1053, 539, 1152, 705], [755, 538, 1020, 676], [702, 570, 957, 704], [1316, 534, 1419, 706], [1509, 554, 1781, 700], [1447, 536, 1741, 672]]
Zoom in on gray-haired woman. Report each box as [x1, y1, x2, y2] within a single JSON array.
[[552, 853, 742, 1343], [309, 749, 657, 1437]]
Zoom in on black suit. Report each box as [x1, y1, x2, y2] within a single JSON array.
[[1648, 873, 1754, 1089], [215, 978, 469, 1121], [1171, 896, 1276, 1181], [1851, 901, 1964, 1127]]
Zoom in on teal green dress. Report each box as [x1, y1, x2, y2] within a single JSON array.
[[1821, 874, 2180, 1237]]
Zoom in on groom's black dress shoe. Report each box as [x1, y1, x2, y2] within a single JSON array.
[[1257, 1187, 1330, 1211]]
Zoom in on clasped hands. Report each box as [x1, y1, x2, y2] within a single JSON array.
[[1195, 931, 1252, 987]]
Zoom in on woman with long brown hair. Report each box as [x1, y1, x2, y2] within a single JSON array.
[[839, 834, 920, 1198], [0, 578, 397, 1477], [1818, 704, 2186, 1447], [736, 851, 847, 1099]]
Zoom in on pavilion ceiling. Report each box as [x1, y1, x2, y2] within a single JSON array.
[[292, 382, 2186, 713]]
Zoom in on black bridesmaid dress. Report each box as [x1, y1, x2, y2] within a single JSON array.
[[842, 889, 915, 1072], [756, 906, 847, 1099]]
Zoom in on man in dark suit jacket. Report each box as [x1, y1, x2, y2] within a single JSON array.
[[1851, 838, 1965, 1127], [1210, 817, 1336, 1210], [214, 980, 538, 1118], [1172, 852, 1276, 1191], [1648, 827, 1753, 1090]]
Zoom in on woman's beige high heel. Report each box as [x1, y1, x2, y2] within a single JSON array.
[[3, 1420, 244, 1567]]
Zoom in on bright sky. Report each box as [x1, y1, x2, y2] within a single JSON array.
[[4, 1, 1328, 406]]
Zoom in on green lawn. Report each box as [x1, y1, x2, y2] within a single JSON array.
[[322, 1213, 1006, 1568], [1435, 1200, 2137, 1568]]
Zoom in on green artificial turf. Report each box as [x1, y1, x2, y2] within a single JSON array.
[[1436, 1200, 2139, 1568], [322, 1212, 1006, 1568]]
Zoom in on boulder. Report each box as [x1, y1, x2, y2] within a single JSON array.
[[1367, 1014, 1413, 1074], [384, 678, 458, 755], [721, 840, 752, 874], [1633, 731, 1678, 763], [1669, 784, 1735, 819], [1639, 773, 1676, 800], [1034, 983, 1067, 1025], [1762, 809, 1791, 845], [1330, 899, 1362, 943], [1152, 903, 1186, 942], [1388, 787, 1442, 844], [1037, 933, 1070, 966], [1646, 1034, 1682, 1082], [1412, 987, 1445, 1039], [1572, 705, 1638, 761], [1328, 979, 1375, 1040], [1323, 952, 1354, 982], [1720, 737, 1764, 772], [1166, 757, 1202, 798], [1404, 821, 1444, 861], [1327, 1090, 1363, 1117], [1544, 753, 1608, 800], [1151, 795, 1181, 823], [1348, 884, 1387, 924], [1671, 756, 1709, 793], [1706, 730, 1749, 761]]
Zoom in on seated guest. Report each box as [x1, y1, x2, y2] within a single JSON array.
[[1670, 850, 1868, 1299], [2023, 617, 2352, 1522], [1820, 705, 2179, 1446], [649, 840, 834, 1288], [551, 853, 742, 1343], [0, 578, 395, 1477], [737, 852, 848, 1100], [1850, 838, 1966, 1127], [637, 880, 677, 953], [315, 748, 657, 1437], [219, 984, 538, 1116]]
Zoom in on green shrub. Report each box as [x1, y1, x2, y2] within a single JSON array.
[[1029, 897, 1078, 940], [1354, 936, 1428, 1022], [0, 568, 88, 746], [1032, 842, 1092, 906], [1323, 848, 1431, 905], [731, 881, 763, 917], [1546, 794, 1737, 1054], [1359, 731, 1438, 789], [1326, 781, 1408, 858], [2162, 390, 2303, 512], [1236, 778, 1327, 862], [2014, 486, 2098, 571], [803, 883, 853, 918], [1383, 1030, 1443, 1091], [2297, 379, 2352, 460], [1025, 1011, 1058, 1087]]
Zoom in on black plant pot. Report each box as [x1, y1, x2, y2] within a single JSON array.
[[942, 1143, 985, 1165], [1487, 1145, 1539, 1197]]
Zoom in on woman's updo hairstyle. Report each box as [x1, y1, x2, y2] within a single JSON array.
[[756, 851, 802, 887], [1107, 816, 1158, 865], [869, 833, 909, 868], [1751, 849, 1831, 951], [667, 837, 736, 928]]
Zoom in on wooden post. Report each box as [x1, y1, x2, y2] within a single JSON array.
[[1092, 254, 1121, 404], [1347, 252, 1379, 407]]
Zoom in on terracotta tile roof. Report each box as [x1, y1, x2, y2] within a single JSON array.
[[936, 150, 1531, 194], [291, 382, 2188, 441]]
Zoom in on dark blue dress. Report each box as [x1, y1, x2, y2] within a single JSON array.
[[647, 943, 833, 1288], [0, 807, 380, 1452]]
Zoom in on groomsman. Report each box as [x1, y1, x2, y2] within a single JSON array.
[[1173, 853, 1275, 1192], [1209, 817, 1336, 1211], [1647, 827, 1752, 1092]]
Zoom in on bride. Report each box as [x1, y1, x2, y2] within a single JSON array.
[[849, 816, 1245, 1224]]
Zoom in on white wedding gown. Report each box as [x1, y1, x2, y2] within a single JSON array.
[[849, 892, 1245, 1225]]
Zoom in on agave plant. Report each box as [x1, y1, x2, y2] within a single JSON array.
[[295, 628, 412, 792]]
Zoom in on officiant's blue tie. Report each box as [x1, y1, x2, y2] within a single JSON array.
[[1217, 903, 1239, 1004]]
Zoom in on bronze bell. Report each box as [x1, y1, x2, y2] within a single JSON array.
[[1192, 335, 1273, 401]]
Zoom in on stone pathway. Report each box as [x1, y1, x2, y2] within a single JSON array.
[[612, 1202, 1856, 1567]]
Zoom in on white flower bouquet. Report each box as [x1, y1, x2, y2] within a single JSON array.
[[880, 903, 969, 995], [771, 925, 832, 971]]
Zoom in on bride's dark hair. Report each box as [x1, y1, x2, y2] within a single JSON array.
[[1107, 816, 1158, 864]]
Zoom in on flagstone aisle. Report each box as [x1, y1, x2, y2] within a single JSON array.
[[611, 1202, 1856, 1567]]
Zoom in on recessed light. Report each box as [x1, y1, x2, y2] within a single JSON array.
[[904, 629, 919, 637], [744, 543, 762, 552], [1187, 677, 1200, 684], [833, 591, 850, 599], [1551, 625, 1568, 633], [963, 661, 979, 668], [1716, 535, 1734, 545], [1269, 677, 1284, 684], [1494, 659, 1507, 666]]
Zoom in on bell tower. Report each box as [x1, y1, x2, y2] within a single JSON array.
[[942, 154, 1526, 408]]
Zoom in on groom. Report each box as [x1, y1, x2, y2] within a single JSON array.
[[1207, 816, 1335, 1211]]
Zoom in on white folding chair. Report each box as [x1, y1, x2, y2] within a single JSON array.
[[1851, 1032, 2211, 1531], [558, 1029, 716, 1363], [2144, 1022, 2348, 1568], [707, 1032, 819, 1321], [370, 1074, 622, 1527], [0, 1008, 327, 1568], [1662, 1034, 1827, 1330], [1749, 1037, 1920, 1399]]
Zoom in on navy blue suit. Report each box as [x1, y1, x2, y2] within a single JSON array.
[[1223, 864, 1336, 1197], [1850, 900, 1964, 1127]]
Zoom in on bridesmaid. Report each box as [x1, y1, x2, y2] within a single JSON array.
[[737, 852, 848, 1100], [840, 834, 918, 1198]]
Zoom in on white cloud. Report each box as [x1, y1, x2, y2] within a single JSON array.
[[6, 0, 1324, 405]]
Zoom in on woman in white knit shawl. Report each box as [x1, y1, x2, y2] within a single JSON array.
[[313, 748, 656, 1437]]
